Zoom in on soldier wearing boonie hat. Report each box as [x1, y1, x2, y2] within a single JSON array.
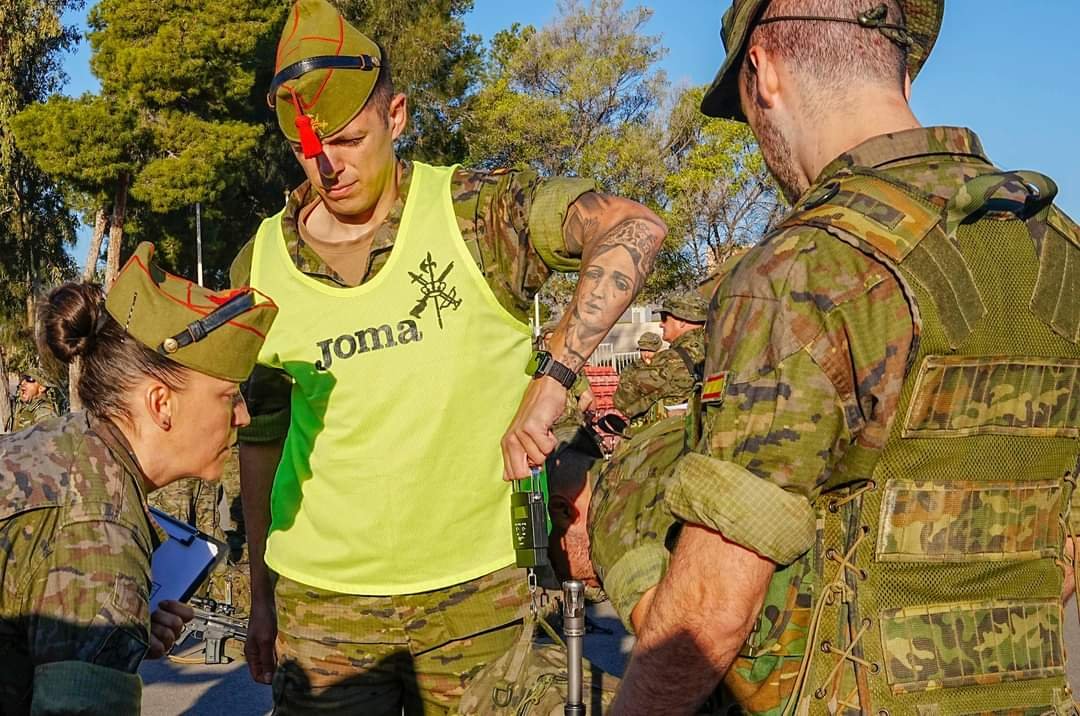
[[615, 2, 1080, 715], [10, 366, 59, 432], [230, 1, 666, 712], [613, 293, 706, 431], [636, 331, 662, 355], [0, 243, 276, 713]]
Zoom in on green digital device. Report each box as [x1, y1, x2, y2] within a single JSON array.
[[511, 466, 551, 569]]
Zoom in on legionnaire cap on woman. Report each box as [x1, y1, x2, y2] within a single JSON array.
[[105, 243, 278, 382], [700, 0, 945, 121], [268, 0, 383, 158]]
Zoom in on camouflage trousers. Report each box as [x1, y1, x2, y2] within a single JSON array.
[[272, 565, 530, 715]]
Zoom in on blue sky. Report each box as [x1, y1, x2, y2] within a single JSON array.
[[59, 1, 1080, 261]]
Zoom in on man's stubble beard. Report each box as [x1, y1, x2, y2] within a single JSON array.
[[751, 109, 807, 205]]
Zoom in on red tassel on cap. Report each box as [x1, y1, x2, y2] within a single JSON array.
[[295, 114, 323, 159]]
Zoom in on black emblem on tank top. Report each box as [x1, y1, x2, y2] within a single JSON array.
[[409, 252, 461, 329]]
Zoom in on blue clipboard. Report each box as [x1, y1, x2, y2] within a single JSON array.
[[149, 507, 227, 611]]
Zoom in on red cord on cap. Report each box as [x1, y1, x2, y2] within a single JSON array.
[[295, 114, 323, 159]]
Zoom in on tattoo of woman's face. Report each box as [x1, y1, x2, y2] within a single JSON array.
[[577, 246, 635, 330]]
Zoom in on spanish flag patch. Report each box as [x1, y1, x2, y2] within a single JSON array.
[[701, 371, 729, 404]]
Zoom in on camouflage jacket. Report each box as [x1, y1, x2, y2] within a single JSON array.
[[666, 127, 1018, 715], [0, 412, 164, 714], [231, 161, 595, 442], [587, 415, 686, 632], [10, 396, 58, 433], [612, 327, 704, 424]]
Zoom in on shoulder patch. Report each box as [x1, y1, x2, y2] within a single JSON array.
[[701, 371, 730, 404], [786, 172, 942, 262]]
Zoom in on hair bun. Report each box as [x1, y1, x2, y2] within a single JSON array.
[[38, 283, 108, 364]]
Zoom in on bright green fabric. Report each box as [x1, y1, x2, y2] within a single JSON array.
[[251, 162, 533, 595]]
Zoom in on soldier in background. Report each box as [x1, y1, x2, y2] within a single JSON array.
[[612, 294, 706, 429], [9, 368, 59, 432], [635, 331, 661, 366], [614, 0, 1080, 714]]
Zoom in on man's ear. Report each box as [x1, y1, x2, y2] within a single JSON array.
[[144, 381, 174, 432], [903, 70, 912, 101], [746, 45, 781, 111], [389, 92, 408, 141]]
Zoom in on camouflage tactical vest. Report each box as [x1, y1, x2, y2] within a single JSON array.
[[781, 168, 1080, 715]]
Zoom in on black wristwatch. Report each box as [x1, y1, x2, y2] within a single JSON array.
[[527, 351, 578, 389]]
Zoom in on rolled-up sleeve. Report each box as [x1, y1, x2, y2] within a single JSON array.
[[521, 175, 596, 273], [667, 453, 815, 565]]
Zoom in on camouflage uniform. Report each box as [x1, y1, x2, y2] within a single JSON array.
[[587, 416, 686, 632], [671, 126, 1080, 714], [232, 165, 596, 714], [620, 331, 663, 378], [460, 416, 738, 716], [0, 244, 276, 714], [9, 395, 58, 432], [613, 328, 705, 429], [0, 412, 165, 714], [453, 617, 620, 716]]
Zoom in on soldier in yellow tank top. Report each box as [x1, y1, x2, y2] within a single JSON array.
[[233, 2, 667, 713], [613, 2, 1080, 715]]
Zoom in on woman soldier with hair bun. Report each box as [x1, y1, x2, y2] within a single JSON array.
[[0, 243, 277, 714]]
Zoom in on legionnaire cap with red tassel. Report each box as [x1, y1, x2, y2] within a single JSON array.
[[267, 0, 383, 158]]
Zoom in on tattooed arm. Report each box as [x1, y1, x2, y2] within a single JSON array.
[[502, 192, 665, 478]]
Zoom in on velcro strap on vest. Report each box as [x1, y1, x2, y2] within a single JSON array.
[[1032, 207, 1080, 345], [876, 478, 1063, 562], [903, 356, 1080, 439], [789, 170, 990, 347], [880, 598, 1064, 694]]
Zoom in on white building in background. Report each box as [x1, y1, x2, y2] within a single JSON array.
[[589, 304, 663, 372]]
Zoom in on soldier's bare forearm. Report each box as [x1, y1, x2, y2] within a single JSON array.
[[239, 439, 283, 603], [552, 195, 665, 371]]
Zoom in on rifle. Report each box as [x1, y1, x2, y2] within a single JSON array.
[[177, 595, 248, 665]]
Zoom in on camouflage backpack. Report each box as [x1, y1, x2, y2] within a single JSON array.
[[455, 612, 620, 715]]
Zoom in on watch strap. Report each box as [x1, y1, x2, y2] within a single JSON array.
[[534, 352, 578, 389]]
